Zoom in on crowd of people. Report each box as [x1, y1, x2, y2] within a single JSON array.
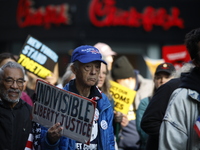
[[1, 27, 200, 150]]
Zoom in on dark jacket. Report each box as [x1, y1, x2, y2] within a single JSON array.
[[118, 120, 140, 149], [141, 78, 181, 150], [0, 99, 32, 150], [158, 67, 200, 149]]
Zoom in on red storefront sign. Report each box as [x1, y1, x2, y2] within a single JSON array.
[[16, 0, 185, 32], [16, 0, 71, 29], [89, 0, 184, 32]]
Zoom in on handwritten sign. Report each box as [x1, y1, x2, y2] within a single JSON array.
[[32, 79, 96, 144], [18, 35, 58, 78], [110, 80, 136, 114]]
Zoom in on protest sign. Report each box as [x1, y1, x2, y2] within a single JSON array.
[[162, 45, 191, 70], [17, 35, 59, 78], [32, 79, 96, 144], [110, 80, 136, 114]]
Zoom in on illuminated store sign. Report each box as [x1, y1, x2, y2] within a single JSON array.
[[89, 0, 184, 32], [16, 0, 185, 32], [16, 0, 71, 29]]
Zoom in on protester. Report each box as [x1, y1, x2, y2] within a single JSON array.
[[158, 27, 200, 149], [136, 62, 175, 150], [40, 45, 115, 149], [111, 55, 154, 150], [97, 61, 119, 150], [26, 62, 59, 102], [0, 52, 33, 106], [0, 52, 17, 66], [0, 61, 32, 150], [97, 62, 114, 108], [152, 63, 176, 90], [56, 63, 75, 89], [44, 62, 59, 85], [94, 42, 116, 72], [140, 62, 194, 150]]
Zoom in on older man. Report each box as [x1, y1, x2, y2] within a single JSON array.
[[0, 61, 32, 150], [41, 45, 115, 150]]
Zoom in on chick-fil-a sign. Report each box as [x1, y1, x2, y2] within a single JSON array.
[[17, 0, 71, 29], [89, 0, 184, 32]]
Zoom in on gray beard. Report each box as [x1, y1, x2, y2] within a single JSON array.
[[1, 89, 21, 104]]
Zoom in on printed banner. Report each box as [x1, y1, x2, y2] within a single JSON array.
[[17, 35, 59, 78], [162, 45, 191, 70], [110, 80, 136, 114], [32, 79, 96, 144]]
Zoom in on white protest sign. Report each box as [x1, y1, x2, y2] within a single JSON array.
[[32, 79, 96, 144], [18, 35, 59, 78]]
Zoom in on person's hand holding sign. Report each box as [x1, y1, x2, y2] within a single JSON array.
[[44, 63, 59, 85], [47, 122, 63, 144], [121, 114, 129, 127], [114, 111, 129, 127]]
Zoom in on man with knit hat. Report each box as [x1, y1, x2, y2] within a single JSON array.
[[111, 56, 154, 150], [41, 45, 115, 150]]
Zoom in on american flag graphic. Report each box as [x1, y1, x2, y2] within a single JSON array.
[[25, 122, 41, 150], [194, 116, 200, 138]]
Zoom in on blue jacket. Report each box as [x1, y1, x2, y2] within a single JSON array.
[[41, 80, 115, 150]]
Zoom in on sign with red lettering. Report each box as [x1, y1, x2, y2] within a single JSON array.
[[17, 35, 58, 78], [32, 79, 96, 145], [162, 45, 191, 70], [89, 0, 184, 32], [17, 0, 71, 29]]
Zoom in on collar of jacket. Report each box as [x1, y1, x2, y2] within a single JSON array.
[[64, 79, 102, 100]]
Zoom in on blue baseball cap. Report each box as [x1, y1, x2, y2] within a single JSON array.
[[71, 45, 107, 64]]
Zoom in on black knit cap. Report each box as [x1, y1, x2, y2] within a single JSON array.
[[111, 56, 135, 80]]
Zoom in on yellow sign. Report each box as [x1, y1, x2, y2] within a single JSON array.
[[110, 80, 136, 114], [18, 54, 51, 78], [144, 56, 164, 77], [18, 35, 58, 79]]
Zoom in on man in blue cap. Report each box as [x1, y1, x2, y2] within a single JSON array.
[[40, 45, 115, 150]]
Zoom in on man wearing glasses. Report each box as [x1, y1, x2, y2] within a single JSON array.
[[0, 61, 32, 150]]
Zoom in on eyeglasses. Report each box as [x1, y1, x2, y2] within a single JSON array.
[[3, 78, 25, 87]]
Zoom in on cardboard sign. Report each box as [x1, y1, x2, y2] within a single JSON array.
[[110, 80, 136, 114], [32, 79, 96, 144], [17, 35, 59, 78]]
